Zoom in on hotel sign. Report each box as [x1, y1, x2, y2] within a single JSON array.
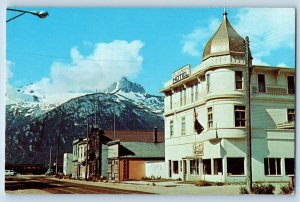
[[172, 65, 190, 84], [193, 142, 204, 156]]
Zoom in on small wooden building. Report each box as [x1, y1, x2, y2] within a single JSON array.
[[107, 141, 165, 181]]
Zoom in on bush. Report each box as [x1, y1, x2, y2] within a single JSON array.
[[215, 182, 224, 186], [279, 184, 293, 195], [195, 180, 212, 187], [252, 183, 275, 194], [239, 186, 249, 194]]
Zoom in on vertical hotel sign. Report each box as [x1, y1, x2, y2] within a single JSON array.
[[172, 64, 190, 84]]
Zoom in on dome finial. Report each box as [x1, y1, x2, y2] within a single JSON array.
[[223, 8, 227, 18]]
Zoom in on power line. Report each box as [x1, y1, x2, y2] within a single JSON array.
[[6, 49, 185, 64], [6, 18, 294, 68]]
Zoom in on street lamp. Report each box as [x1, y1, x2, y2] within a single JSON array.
[[75, 121, 89, 180], [6, 8, 49, 23]]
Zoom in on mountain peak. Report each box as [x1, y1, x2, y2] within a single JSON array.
[[106, 77, 146, 94]]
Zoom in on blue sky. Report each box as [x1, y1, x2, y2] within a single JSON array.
[[6, 8, 295, 95]]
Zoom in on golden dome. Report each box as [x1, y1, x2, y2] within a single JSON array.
[[202, 11, 245, 61]]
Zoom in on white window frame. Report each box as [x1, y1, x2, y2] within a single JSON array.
[[170, 120, 174, 138], [287, 108, 295, 123], [264, 158, 281, 176], [181, 117, 186, 136], [235, 71, 243, 90], [207, 107, 213, 129], [287, 75, 295, 95], [257, 74, 266, 93], [234, 106, 246, 127], [207, 74, 211, 93]]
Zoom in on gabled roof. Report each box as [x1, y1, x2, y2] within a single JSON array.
[[104, 130, 164, 143], [118, 142, 165, 159]]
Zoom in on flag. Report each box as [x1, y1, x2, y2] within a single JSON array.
[[194, 108, 204, 134]]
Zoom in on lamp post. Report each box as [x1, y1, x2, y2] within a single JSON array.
[[75, 120, 89, 180], [6, 8, 48, 23]]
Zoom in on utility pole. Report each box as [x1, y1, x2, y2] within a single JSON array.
[[55, 134, 60, 175], [113, 114, 116, 139], [85, 119, 89, 180], [49, 145, 52, 173], [245, 36, 253, 193]]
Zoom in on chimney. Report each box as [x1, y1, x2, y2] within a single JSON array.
[[153, 127, 158, 144]]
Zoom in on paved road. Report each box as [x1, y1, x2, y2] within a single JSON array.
[[5, 176, 151, 194]]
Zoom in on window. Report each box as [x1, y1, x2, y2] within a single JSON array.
[[235, 71, 243, 90], [235, 106, 246, 127], [183, 89, 186, 105], [170, 94, 172, 110], [190, 159, 199, 175], [264, 158, 281, 176], [213, 158, 223, 175], [170, 120, 174, 137], [287, 109, 295, 122], [207, 74, 211, 93], [168, 160, 172, 177], [173, 161, 179, 174], [207, 107, 213, 129], [181, 117, 186, 136], [195, 83, 198, 100], [191, 85, 194, 103], [287, 76, 295, 94], [180, 160, 183, 173], [285, 158, 294, 175], [180, 90, 183, 106], [227, 158, 244, 175], [258, 74, 266, 93], [203, 159, 211, 175]]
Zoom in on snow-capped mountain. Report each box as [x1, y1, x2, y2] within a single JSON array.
[[105, 77, 146, 94], [105, 77, 164, 114], [5, 77, 164, 165]]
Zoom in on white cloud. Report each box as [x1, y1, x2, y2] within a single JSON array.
[[277, 63, 287, 67], [181, 8, 295, 65], [252, 57, 269, 66], [234, 8, 295, 58], [181, 19, 220, 57], [6, 60, 14, 80], [36, 40, 144, 93]]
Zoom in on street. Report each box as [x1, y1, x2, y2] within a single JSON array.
[[5, 175, 151, 194], [5, 175, 247, 195]]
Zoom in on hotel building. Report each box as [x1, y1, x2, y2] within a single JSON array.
[[161, 11, 295, 183]]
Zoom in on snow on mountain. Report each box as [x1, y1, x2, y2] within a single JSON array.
[[106, 77, 146, 94], [104, 77, 163, 115], [6, 83, 88, 118], [6, 77, 164, 164], [6, 77, 164, 119], [8, 83, 88, 105]]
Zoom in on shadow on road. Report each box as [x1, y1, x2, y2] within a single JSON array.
[[5, 177, 74, 191]]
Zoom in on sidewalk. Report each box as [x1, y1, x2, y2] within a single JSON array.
[[51, 178, 241, 195]]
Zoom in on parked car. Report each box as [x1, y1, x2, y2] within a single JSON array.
[[5, 170, 16, 176]]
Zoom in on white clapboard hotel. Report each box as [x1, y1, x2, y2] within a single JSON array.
[[161, 11, 295, 183]]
